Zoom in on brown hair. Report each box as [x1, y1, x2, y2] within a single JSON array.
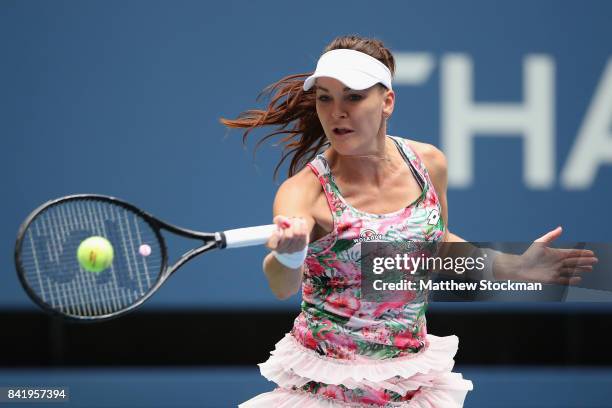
[[219, 35, 396, 179]]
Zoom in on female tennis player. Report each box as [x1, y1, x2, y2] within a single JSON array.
[[222, 35, 597, 407]]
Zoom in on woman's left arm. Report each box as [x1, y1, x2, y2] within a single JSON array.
[[415, 142, 598, 284]]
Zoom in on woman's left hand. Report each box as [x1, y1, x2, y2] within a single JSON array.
[[510, 226, 598, 285]]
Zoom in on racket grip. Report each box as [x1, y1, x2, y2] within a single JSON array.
[[220, 224, 277, 249]]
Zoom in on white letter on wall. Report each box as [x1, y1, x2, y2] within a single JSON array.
[[561, 59, 612, 189], [441, 54, 555, 189], [394, 53, 435, 85]]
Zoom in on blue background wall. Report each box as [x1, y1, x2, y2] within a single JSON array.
[[1, 0, 611, 310]]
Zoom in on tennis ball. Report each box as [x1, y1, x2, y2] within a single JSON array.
[[77, 236, 114, 273]]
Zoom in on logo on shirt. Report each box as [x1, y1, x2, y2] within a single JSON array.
[[427, 209, 440, 225], [353, 229, 384, 243]]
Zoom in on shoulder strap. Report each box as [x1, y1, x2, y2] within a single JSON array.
[[390, 136, 427, 189], [306, 155, 344, 222], [390, 136, 444, 204]]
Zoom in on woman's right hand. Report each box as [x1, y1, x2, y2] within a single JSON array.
[[263, 172, 317, 299], [266, 215, 309, 254]]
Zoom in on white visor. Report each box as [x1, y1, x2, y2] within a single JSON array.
[[303, 49, 393, 91]]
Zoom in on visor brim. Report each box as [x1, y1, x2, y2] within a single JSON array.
[[303, 71, 381, 91]]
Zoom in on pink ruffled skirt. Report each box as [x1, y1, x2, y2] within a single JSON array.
[[239, 333, 473, 407]]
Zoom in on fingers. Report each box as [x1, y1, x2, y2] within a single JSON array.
[[528, 246, 598, 284], [555, 255, 597, 281], [266, 216, 287, 250], [273, 215, 292, 229], [555, 256, 597, 283], [558, 254, 598, 280], [534, 226, 563, 244], [267, 216, 309, 253], [266, 229, 280, 250], [562, 256, 598, 269], [558, 266, 592, 278], [285, 218, 308, 252], [557, 248, 596, 258]]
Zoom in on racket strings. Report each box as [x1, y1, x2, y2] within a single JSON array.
[[18, 199, 163, 318]]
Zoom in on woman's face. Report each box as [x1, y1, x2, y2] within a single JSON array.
[[315, 77, 394, 155]]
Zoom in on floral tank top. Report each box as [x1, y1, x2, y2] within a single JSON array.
[[291, 135, 446, 362]]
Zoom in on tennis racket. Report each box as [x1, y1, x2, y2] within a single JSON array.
[[14, 194, 276, 322]]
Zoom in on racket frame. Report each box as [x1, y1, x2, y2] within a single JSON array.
[[15, 194, 225, 322]]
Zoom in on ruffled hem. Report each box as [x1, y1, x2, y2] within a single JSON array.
[[259, 333, 466, 386], [266, 361, 458, 395], [239, 374, 471, 408], [241, 333, 473, 407]]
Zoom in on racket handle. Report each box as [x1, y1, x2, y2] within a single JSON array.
[[219, 224, 277, 249]]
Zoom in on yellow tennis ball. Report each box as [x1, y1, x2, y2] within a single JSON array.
[[77, 236, 114, 273]]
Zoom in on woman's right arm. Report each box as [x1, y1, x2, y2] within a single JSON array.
[[263, 175, 317, 300]]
